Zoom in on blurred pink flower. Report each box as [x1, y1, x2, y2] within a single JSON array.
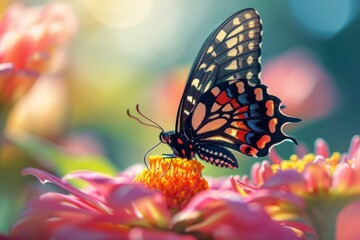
[[11, 157, 302, 239], [262, 48, 337, 123], [232, 135, 360, 240], [0, 2, 76, 106], [148, 67, 188, 128], [6, 75, 68, 138], [58, 132, 105, 156]]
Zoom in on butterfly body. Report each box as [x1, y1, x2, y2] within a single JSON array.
[[160, 131, 196, 159], [153, 8, 300, 169]]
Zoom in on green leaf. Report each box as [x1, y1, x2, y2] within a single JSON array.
[[8, 133, 117, 176]]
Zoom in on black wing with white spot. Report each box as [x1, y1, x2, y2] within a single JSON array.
[[176, 8, 263, 133]]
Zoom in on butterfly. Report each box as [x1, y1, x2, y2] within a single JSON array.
[[129, 8, 300, 169]]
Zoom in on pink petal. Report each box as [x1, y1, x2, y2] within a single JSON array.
[[26, 192, 105, 215], [107, 184, 172, 229], [295, 142, 309, 158], [315, 139, 330, 158], [245, 189, 305, 208], [54, 221, 130, 240], [303, 162, 331, 192], [250, 162, 261, 185], [348, 135, 360, 159], [232, 177, 258, 194], [63, 170, 131, 198], [280, 221, 318, 238], [129, 228, 196, 240], [173, 190, 301, 239], [260, 170, 304, 189], [332, 163, 356, 190], [207, 176, 234, 190], [258, 160, 275, 183], [269, 148, 283, 164], [21, 168, 111, 214], [337, 202, 360, 240]]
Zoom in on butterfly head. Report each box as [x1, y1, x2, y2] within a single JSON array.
[[160, 131, 195, 159], [159, 131, 174, 144]]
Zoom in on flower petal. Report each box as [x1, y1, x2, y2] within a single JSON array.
[[332, 163, 356, 192], [173, 190, 300, 239], [315, 138, 330, 158], [107, 183, 172, 229], [260, 170, 304, 189], [348, 135, 360, 159], [21, 168, 111, 214], [303, 162, 331, 192], [337, 202, 360, 240], [245, 189, 305, 208]]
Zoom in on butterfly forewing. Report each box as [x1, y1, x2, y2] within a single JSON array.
[[176, 8, 263, 133]]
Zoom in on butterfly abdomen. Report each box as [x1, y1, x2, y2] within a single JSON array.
[[197, 143, 239, 168]]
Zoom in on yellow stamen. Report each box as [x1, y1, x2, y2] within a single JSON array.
[[271, 152, 342, 173], [134, 156, 209, 212]]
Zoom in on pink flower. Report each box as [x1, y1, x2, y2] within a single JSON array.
[[0, 2, 76, 106], [147, 67, 189, 128], [232, 135, 360, 240], [262, 48, 337, 123], [173, 191, 302, 240], [6, 75, 68, 138], [11, 157, 302, 239]]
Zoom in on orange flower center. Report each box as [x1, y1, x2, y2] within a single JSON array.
[[134, 156, 209, 212]]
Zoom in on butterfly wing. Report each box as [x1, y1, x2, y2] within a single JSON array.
[[176, 8, 263, 133], [186, 79, 300, 161]]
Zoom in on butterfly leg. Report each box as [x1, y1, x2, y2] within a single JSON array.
[[160, 153, 176, 177], [162, 153, 177, 158]]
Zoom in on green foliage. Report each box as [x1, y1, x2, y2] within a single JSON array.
[[9, 133, 117, 176]]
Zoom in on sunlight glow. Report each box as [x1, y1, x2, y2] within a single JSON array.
[[82, 0, 153, 29]]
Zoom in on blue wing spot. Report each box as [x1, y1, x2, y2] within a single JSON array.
[[247, 120, 266, 132], [250, 103, 260, 110], [245, 132, 255, 143], [249, 110, 260, 118], [226, 88, 234, 98], [237, 94, 249, 104]]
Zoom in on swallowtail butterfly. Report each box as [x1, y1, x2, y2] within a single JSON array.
[[130, 8, 300, 169]]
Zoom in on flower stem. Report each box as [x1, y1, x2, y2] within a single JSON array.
[[305, 195, 347, 240]]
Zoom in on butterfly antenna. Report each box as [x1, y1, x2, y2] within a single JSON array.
[[136, 104, 164, 132], [143, 141, 162, 171], [127, 107, 162, 130]]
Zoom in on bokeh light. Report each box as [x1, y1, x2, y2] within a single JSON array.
[[289, 0, 358, 39], [82, 0, 153, 30]]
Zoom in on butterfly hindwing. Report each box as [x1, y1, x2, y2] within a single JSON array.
[[176, 8, 263, 133], [186, 79, 300, 158], [197, 143, 238, 169]]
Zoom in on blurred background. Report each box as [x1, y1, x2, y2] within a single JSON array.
[[1, 0, 360, 234]]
